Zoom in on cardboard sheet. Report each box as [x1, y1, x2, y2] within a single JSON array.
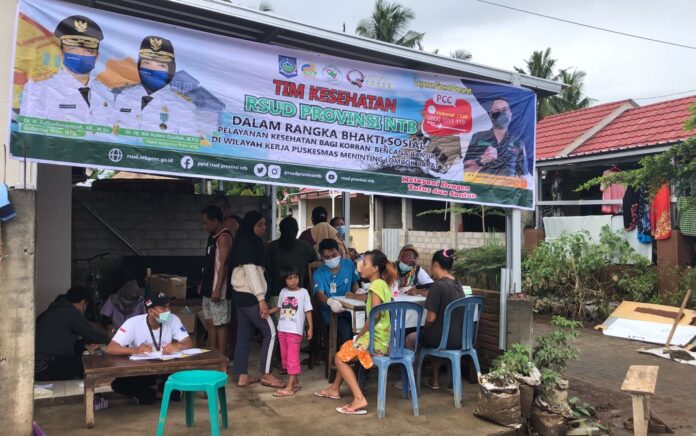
[[601, 317, 696, 346], [596, 301, 696, 329]]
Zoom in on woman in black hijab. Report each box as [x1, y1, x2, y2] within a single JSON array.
[[267, 216, 317, 298], [229, 211, 285, 388]]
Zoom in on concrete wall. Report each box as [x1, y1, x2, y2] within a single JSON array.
[[35, 165, 72, 314], [403, 230, 506, 269], [0, 190, 36, 436], [382, 196, 402, 229], [71, 189, 265, 295], [300, 194, 370, 229]]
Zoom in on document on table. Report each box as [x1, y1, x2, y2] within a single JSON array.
[[129, 351, 183, 361]]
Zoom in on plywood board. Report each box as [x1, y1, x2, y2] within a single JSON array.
[[621, 365, 659, 395], [596, 301, 696, 330], [601, 317, 696, 346]]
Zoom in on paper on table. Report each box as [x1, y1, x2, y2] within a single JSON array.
[[129, 351, 184, 361], [181, 348, 208, 356]]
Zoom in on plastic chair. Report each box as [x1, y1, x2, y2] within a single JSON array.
[[156, 370, 229, 436], [416, 295, 484, 408], [368, 301, 424, 419]]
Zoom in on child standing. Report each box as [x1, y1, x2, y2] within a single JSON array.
[[269, 266, 313, 397]]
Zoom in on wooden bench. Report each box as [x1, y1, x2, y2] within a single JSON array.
[[621, 365, 659, 436]]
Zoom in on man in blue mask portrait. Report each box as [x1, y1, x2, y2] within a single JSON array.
[[106, 35, 199, 136], [463, 97, 529, 178], [20, 15, 107, 123]]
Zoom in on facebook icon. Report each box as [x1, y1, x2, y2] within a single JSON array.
[[180, 156, 194, 169]]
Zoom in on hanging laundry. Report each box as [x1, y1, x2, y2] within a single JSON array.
[[678, 197, 696, 237], [0, 184, 16, 222], [622, 186, 639, 231], [637, 187, 652, 244], [650, 184, 671, 240], [600, 167, 626, 214]]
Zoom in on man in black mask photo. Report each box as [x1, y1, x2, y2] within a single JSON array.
[[463, 97, 528, 178]]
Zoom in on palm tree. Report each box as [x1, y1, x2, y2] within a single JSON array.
[[549, 68, 594, 114], [258, 1, 272, 12], [356, 0, 425, 49], [515, 48, 558, 119], [450, 49, 472, 61]]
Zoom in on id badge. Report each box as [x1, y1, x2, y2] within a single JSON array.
[[329, 281, 337, 295]]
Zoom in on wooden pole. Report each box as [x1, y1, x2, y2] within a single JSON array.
[[664, 288, 692, 352]]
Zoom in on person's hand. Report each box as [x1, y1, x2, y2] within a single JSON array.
[[306, 328, 313, 341], [480, 146, 498, 164], [259, 300, 269, 319], [346, 292, 357, 299], [327, 298, 344, 313], [133, 343, 153, 355], [211, 290, 221, 302], [162, 343, 181, 355], [405, 287, 418, 296]]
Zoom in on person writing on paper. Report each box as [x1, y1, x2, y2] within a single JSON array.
[[314, 250, 394, 415], [105, 294, 192, 405], [405, 249, 464, 390], [312, 238, 360, 348], [395, 245, 433, 296], [35, 286, 110, 381]]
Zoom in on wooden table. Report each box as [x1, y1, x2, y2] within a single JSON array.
[[82, 350, 228, 428], [326, 295, 426, 381]]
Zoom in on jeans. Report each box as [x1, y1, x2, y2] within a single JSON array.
[[233, 304, 277, 375]]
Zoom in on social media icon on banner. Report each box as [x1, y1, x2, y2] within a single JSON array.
[[268, 165, 281, 179], [108, 148, 123, 163], [180, 156, 194, 169], [254, 163, 267, 177], [325, 171, 337, 184]]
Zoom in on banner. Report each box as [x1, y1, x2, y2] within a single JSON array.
[[10, 0, 537, 209]]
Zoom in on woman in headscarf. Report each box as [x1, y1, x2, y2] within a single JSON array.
[[100, 280, 145, 333], [267, 216, 317, 298], [229, 211, 285, 388], [310, 222, 348, 258]]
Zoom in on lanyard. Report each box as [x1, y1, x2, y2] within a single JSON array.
[[147, 318, 163, 351]]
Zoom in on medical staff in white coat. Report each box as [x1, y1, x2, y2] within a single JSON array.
[[103, 36, 199, 137], [20, 15, 107, 123]]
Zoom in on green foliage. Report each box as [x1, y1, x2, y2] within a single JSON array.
[[355, 0, 425, 48], [486, 366, 516, 386], [523, 226, 657, 319], [533, 316, 581, 375], [491, 344, 533, 377], [578, 103, 696, 199], [453, 241, 506, 290]]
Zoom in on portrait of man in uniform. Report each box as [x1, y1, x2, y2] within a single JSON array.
[[99, 35, 199, 136], [463, 97, 529, 178], [20, 15, 106, 123]]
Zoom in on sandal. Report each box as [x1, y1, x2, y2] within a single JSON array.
[[273, 388, 296, 397], [424, 380, 440, 390], [313, 390, 342, 400], [336, 405, 367, 415], [261, 379, 287, 389], [237, 377, 260, 387]]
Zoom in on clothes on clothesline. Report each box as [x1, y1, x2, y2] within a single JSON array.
[[637, 187, 653, 244], [600, 168, 626, 214], [622, 186, 639, 231], [650, 184, 671, 240]]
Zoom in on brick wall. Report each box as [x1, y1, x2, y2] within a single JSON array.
[[404, 231, 506, 269], [72, 188, 266, 294]]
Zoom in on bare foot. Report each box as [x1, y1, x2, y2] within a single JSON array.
[[237, 374, 260, 387], [322, 386, 341, 398], [260, 374, 286, 389], [349, 396, 368, 411]]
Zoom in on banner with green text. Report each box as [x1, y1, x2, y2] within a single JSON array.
[[10, 0, 537, 209]]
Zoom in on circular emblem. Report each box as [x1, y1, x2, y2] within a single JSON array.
[[180, 156, 194, 170], [325, 171, 337, 184], [346, 70, 364, 88], [108, 148, 123, 163], [322, 65, 342, 84], [159, 123, 167, 130]]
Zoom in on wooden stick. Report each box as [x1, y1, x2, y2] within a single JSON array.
[[664, 288, 692, 353]]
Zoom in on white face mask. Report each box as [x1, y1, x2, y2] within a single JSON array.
[[324, 256, 341, 269]]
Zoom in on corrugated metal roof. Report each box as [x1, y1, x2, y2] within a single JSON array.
[[75, 0, 562, 95]]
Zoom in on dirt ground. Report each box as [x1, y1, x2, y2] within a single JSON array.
[[34, 364, 509, 435]]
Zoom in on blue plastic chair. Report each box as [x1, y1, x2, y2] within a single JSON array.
[[416, 295, 484, 408], [156, 370, 229, 436], [368, 301, 424, 419]]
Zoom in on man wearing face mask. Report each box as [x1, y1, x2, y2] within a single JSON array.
[[106, 35, 198, 136], [330, 216, 347, 241], [395, 245, 434, 296], [312, 239, 359, 347], [105, 293, 193, 405], [20, 15, 107, 123], [463, 97, 529, 178], [35, 286, 110, 381]]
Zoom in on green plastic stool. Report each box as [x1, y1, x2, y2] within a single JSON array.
[[156, 370, 229, 436]]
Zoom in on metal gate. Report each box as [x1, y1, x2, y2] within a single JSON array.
[[381, 228, 401, 261]]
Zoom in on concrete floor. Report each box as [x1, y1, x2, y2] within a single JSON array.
[[34, 362, 507, 435]]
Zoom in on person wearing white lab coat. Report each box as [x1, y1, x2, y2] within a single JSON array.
[[20, 15, 106, 123], [95, 36, 199, 137]]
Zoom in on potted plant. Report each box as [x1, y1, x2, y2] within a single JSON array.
[[491, 343, 541, 419], [473, 360, 522, 429], [531, 316, 582, 436]]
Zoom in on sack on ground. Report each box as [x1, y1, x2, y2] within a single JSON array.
[[474, 376, 522, 429]]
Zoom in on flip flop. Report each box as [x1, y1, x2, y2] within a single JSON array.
[[273, 388, 296, 397], [336, 405, 367, 415], [261, 379, 287, 389], [237, 377, 260, 387], [424, 381, 440, 390], [313, 390, 342, 400]]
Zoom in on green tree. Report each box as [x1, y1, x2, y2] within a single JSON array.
[[450, 48, 472, 61], [549, 68, 594, 114], [356, 0, 425, 49], [515, 48, 557, 119]]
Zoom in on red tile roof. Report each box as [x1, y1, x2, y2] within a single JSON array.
[[569, 95, 696, 156], [536, 100, 631, 160]]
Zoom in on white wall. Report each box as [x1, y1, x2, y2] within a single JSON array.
[[35, 164, 72, 314]]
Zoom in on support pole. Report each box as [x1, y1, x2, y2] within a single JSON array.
[[342, 192, 351, 248], [271, 185, 277, 240]]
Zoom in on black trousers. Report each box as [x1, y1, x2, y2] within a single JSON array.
[[111, 375, 162, 405], [35, 355, 84, 381]]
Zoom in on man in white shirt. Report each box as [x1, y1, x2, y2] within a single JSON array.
[[105, 293, 192, 405]]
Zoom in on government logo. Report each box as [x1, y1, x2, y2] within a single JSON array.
[[278, 55, 297, 78]]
